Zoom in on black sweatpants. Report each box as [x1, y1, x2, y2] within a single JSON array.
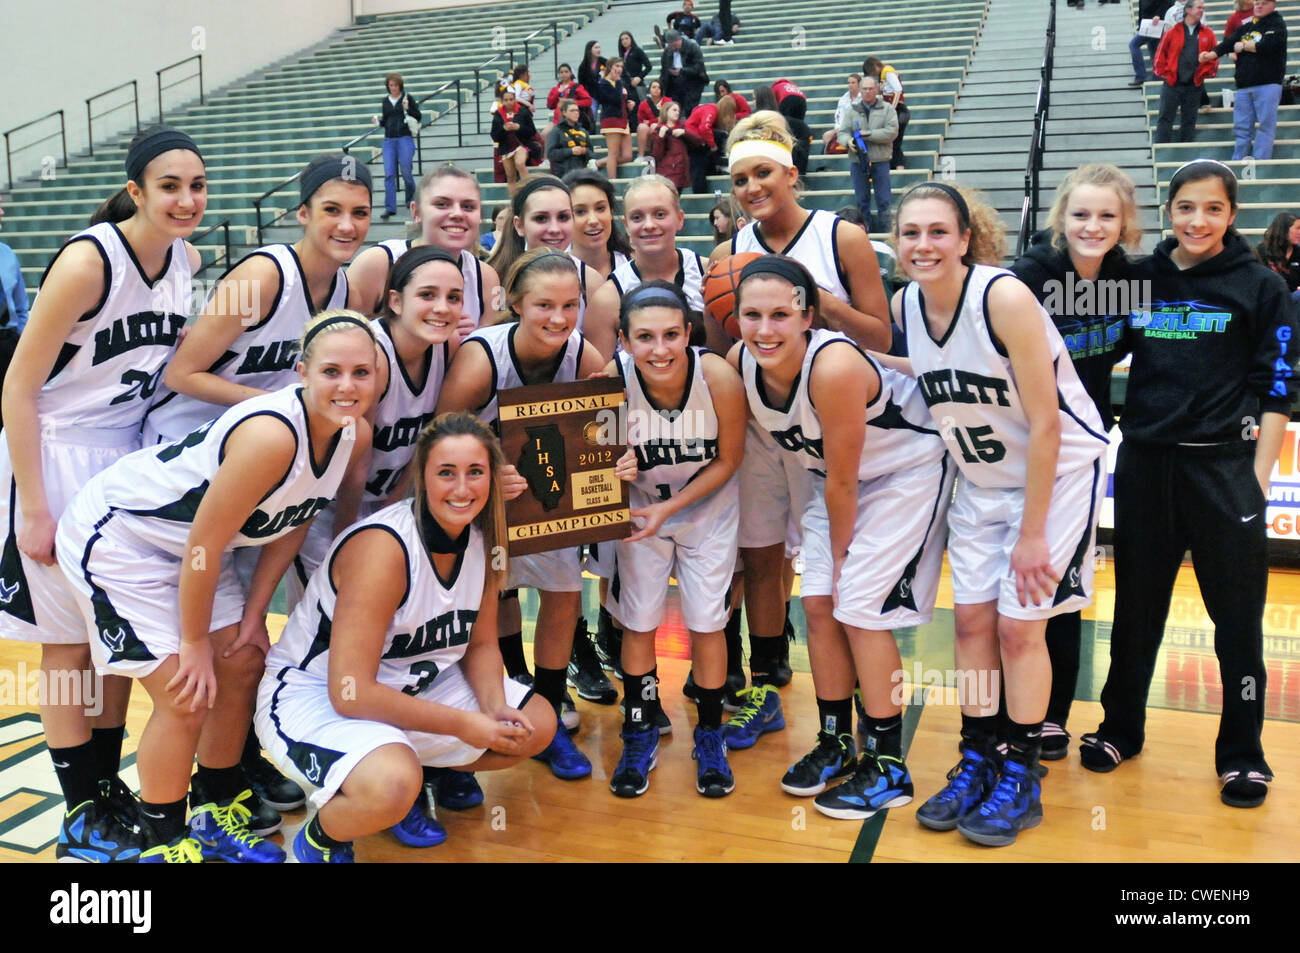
[[1098, 440, 1269, 774], [1155, 82, 1201, 143]]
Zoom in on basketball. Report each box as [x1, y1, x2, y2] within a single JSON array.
[[702, 252, 762, 339]]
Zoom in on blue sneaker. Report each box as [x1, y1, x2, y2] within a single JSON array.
[[692, 726, 734, 797], [139, 834, 203, 863], [610, 726, 659, 797], [916, 744, 998, 831], [390, 795, 448, 847], [957, 758, 1043, 847], [56, 799, 142, 863], [532, 724, 593, 779], [293, 823, 354, 863], [721, 684, 785, 750], [814, 753, 913, 820], [432, 769, 484, 811], [189, 790, 286, 863], [782, 731, 857, 796]]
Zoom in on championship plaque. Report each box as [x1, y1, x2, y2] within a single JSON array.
[[497, 378, 631, 557]]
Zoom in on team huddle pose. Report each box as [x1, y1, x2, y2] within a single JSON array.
[[0, 110, 1293, 863]]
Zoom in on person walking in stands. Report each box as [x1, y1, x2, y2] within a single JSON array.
[[578, 41, 606, 106], [595, 59, 635, 179], [619, 31, 653, 117], [1129, 0, 1169, 86], [379, 73, 421, 221], [660, 30, 709, 116], [1200, 0, 1288, 160], [1154, 0, 1217, 143], [838, 77, 897, 233], [492, 89, 538, 194]]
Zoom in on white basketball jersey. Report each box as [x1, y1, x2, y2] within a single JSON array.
[[742, 330, 944, 481], [608, 249, 707, 312], [378, 239, 485, 325], [34, 222, 190, 432], [145, 244, 348, 441], [732, 210, 850, 303], [618, 347, 718, 501], [463, 321, 585, 427], [85, 384, 355, 555], [365, 317, 448, 504], [903, 265, 1107, 488], [268, 501, 485, 693]]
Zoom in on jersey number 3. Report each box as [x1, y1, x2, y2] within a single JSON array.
[[404, 661, 441, 696]]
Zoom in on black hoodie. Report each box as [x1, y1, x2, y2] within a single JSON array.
[[1011, 230, 1131, 430], [1121, 231, 1298, 446]]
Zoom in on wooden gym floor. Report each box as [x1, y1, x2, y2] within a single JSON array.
[[1, 559, 1297, 863]]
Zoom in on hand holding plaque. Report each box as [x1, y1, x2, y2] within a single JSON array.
[[496, 377, 632, 556]]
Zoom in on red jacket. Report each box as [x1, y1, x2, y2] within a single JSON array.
[[685, 103, 723, 149], [772, 78, 804, 103], [647, 122, 690, 190], [730, 93, 752, 119], [1154, 21, 1219, 87], [547, 81, 593, 122], [638, 94, 674, 125]]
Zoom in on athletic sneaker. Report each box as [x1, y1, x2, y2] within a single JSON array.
[[241, 787, 284, 837], [593, 616, 624, 680], [391, 795, 448, 847], [682, 669, 745, 711], [692, 726, 735, 797], [431, 768, 484, 811], [781, 731, 857, 796], [853, 688, 868, 738], [56, 800, 142, 863], [568, 620, 618, 703], [533, 726, 593, 779], [916, 743, 998, 831], [139, 834, 203, 864], [610, 726, 659, 797], [721, 684, 786, 750], [189, 790, 286, 863], [956, 758, 1043, 847], [293, 824, 354, 864], [1039, 721, 1070, 761], [619, 700, 672, 735], [99, 776, 140, 833], [243, 750, 306, 811], [769, 618, 795, 688], [814, 753, 913, 820]]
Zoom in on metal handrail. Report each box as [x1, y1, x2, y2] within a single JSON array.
[[193, 218, 232, 278], [474, 50, 515, 134], [157, 54, 204, 124], [86, 81, 140, 158], [521, 21, 563, 76], [411, 77, 464, 175], [252, 171, 304, 246], [1015, 0, 1056, 258], [4, 110, 67, 190]]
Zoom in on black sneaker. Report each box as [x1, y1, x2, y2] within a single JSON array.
[[57, 799, 142, 863], [99, 776, 140, 833], [619, 700, 672, 735], [682, 670, 744, 712], [243, 751, 306, 811], [781, 731, 857, 796], [769, 619, 795, 688], [191, 773, 282, 837], [593, 615, 624, 680], [568, 620, 618, 704]]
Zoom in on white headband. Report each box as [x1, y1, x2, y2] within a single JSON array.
[[728, 139, 794, 170]]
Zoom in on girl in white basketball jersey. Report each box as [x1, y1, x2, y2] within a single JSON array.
[[346, 164, 500, 339], [603, 281, 746, 798], [438, 249, 606, 780], [486, 176, 606, 331], [144, 154, 374, 445], [0, 126, 205, 862], [731, 255, 952, 821], [893, 183, 1108, 847], [55, 312, 376, 862], [562, 169, 632, 281], [256, 413, 555, 862]]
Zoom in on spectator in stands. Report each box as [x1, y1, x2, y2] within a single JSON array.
[[714, 80, 752, 118], [838, 76, 898, 233], [637, 79, 673, 157], [619, 31, 653, 104], [510, 65, 537, 111], [1129, 0, 1168, 86], [752, 84, 778, 113], [1255, 211, 1300, 293], [595, 59, 635, 179], [773, 81, 813, 176], [1201, 0, 1288, 160], [647, 101, 691, 191], [492, 88, 537, 193], [480, 204, 510, 254], [660, 29, 709, 116], [548, 63, 595, 131], [1154, 0, 1217, 142], [0, 240, 28, 428], [547, 100, 592, 179], [862, 57, 908, 169], [685, 95, 738, 193], [378, 72, 422, 221], [1227, 0, 1255, 37], [579, 41, 607, 104], [823, 74, 861, 153], [710, 199, 744, 243], [661, 0, 702, 42], [698, 4, 743, 45]]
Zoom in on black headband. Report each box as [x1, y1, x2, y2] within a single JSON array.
[[300, 156, 373, 206], [301, 314, 375, 354], [125, 128, 202, 183], [513, 175, 569, 213], [738, 255, 821, 313], [905, 181, 970, 229], [391, 245, 461, 293]]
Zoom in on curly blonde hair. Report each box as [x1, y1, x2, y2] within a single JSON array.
[[1045, 164, 1141, 252], [893, 182, 1006, 266]]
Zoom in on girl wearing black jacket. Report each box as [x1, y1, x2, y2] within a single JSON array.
[[491, 89, 537, 194], [1084, 160, 1298, 809], [618, 32, 652, 109], [578, 41, 606, 104], [1010, 163, 1139, 760]]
